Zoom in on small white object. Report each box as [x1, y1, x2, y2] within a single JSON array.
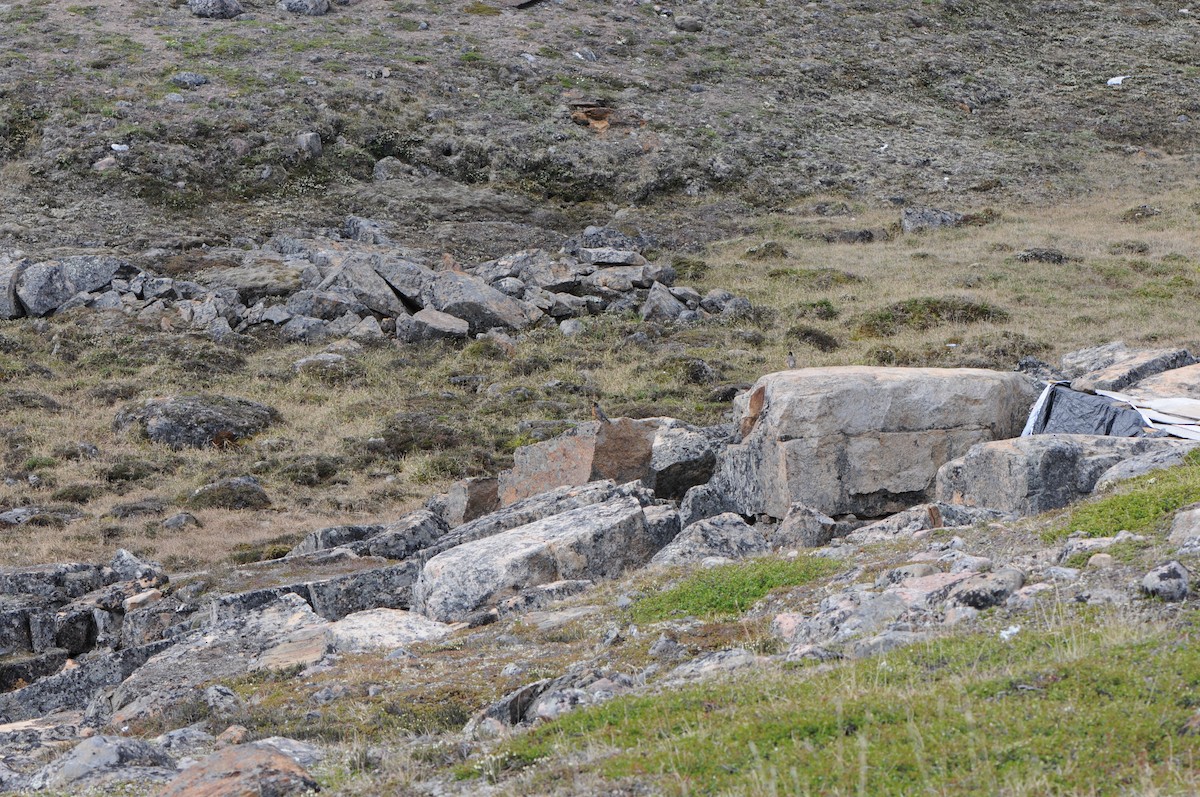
[[878, 142, 889, 152], [999, 625, 1021, 642], [110, 143, 129, 152], [1107, 75, 1131, 86]]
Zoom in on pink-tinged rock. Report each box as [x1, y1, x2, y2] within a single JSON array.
[[888, 572, 972, 609]]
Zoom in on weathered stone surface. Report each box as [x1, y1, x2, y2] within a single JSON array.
[[1071, 348, 1196, 393], [845, 503, 1015, 544], [1094, 446, 1200, 491], [29, 735, 176, 791], [423, 480, 636, 558], [415, 497, 658, 622], [1061, 341, 1128, 377], [373, 257, 435, 302], [188, 0, 243, 17], [316, 256, 408, 317], [285, 288, 368, 321], [289, 524, 386, 556], [650, 513, 768, 567], [420, 272, 539, 334], [900, 207, 963, 233], [498, 420, 654, 506], [937, 434, 1197, 516], [394, 307, 470, 342], [306, 561, 422, 619], [359, 512, 448, 559], [1128, 363, 1200, 400], [277, 0, 330, 14], [640, 281, 687, 323], [0, 562, 108, 600], [1168, 503, 1200, 548], [644, 422, 726, 501], [0, 641, 171, 722], [711, 367, 1037, 520], [159, 745, 317, 797], [1142, 561, 1189, 602], [771, 503, 838, 549], [104, 595, 325, 726], [946, 568, 1025, 609], [0, 254, 28, 320], [325, 608, 452, 653], [14, 262, 73, 317], [188, 476, 271, 510], [441, 477, 500, 527], [114, 395, 278, 450]]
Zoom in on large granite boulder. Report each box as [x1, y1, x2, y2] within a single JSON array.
[[113, 395, 279, 449], [649, 513, 769, 567], [936, 434, 1199, 516], [160, 745, 317, 797], [414, 497, 669, 622], [707, 367, 1038, 520], [419, 271, 540, 334], [497, 418, 724, 506]]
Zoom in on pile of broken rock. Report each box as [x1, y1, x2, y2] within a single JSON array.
[[2, 342, 1199, 792], [0, 221, 750, 344]]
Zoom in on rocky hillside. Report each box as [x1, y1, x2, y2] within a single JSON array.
[[2, 0, 1200, 794]]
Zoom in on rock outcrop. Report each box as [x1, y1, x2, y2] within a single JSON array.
[[706, 367, 1038, 519]]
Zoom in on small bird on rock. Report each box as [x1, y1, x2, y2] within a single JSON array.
[[591, 401, 611, 424], [786, 351, 796, 369]]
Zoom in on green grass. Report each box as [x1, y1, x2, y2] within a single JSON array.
[[628, 558, 842, 623], [854, 297, 1011, 338], [1047, 449, 1200, 541], [476, 614, 1200, 795]]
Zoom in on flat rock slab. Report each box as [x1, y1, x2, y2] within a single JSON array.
[[710, 367, 1037, 519], [415, 497, 658, 622], [937, 434, 1197, 516], [159, 745, 318, 797], [1071, 348, 1195, 393], [113, 395, 279, 450]]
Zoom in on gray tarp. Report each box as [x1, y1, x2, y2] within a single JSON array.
[[1023, 382, 1200, 441], [1022, 383, 1151, 437]]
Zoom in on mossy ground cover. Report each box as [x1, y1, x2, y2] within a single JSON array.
[[1048, 449, 1200, 542], [475, 613, 1200, 796], [628, 558, 842, 624]]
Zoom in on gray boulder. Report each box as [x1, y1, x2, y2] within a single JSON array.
[[900, 207, 963, 233], [188, 476, 271, 510], [415, 497, 660, 622], [1071, 347, 1196, 393], [278, 0, 330, 14], [649, 513, 769, 567], [285, 289, 369, 321], [846, 503, 1014, 544], [394, 307, 470, 342], [640, 282, 687, 323], [113, 395, 279, 449], [0, 254, 29, 319], [1142, 561, 1189, 602], [373, 256, 436, 302], [710, 367, 1037, 520], [424, 480, 636, 559], [14, 256, 135, 317], [420, 272, 539, 334], [29, 736, 176, 792], [188, 0, 243, 17], [316, 256, 408, 317], [936, 435, 1198, 516], [771, 503, 838, 549]]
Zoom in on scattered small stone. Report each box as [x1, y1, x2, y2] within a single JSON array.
[[1087, 553, 1116, 568], [171, 72, 210, 89], [1141, 561, 1189, 602]]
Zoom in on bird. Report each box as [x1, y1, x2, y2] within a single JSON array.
[[591, 401, 611, 424], [786, 351, 796, 369]]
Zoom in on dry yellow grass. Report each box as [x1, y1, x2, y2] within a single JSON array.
[[0, 187, 1197, 570]]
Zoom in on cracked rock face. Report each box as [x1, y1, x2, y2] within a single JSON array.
[[709, 367, 1038, 519]]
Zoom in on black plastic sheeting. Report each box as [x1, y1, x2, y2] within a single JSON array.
[[1025, 384, 1150, 437]]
